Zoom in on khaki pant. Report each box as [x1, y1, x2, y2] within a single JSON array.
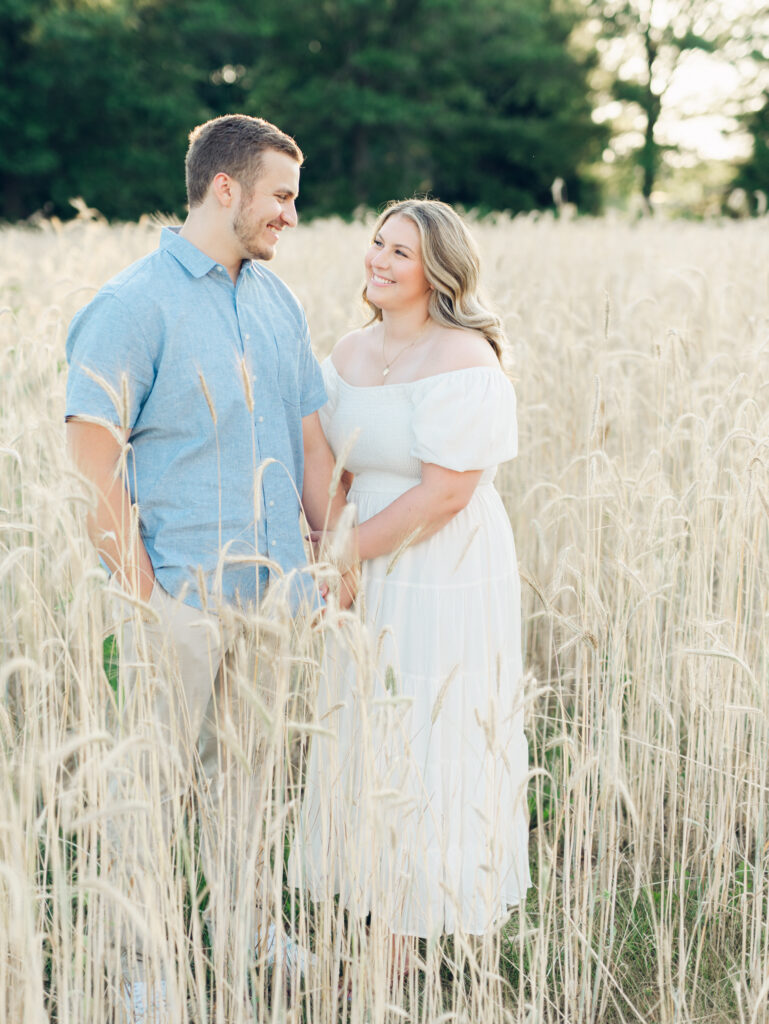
[[104, 580, 306, 960]]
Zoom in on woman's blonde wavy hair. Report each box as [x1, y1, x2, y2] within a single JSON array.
[[363, 198, 507, 363]]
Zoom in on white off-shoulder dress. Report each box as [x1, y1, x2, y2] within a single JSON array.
[[289, 359, 531, 937]]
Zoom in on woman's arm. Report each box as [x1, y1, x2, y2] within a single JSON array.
[[309, 462, 481, 571], [356, 462, 482, 562]]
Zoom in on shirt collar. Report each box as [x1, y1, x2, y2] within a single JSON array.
[[160, 225, 252, 280]]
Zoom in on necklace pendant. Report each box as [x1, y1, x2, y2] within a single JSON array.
[[382, 367, 390, 377]]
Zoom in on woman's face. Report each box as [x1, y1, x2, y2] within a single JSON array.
[[364, 214, 432, 312]]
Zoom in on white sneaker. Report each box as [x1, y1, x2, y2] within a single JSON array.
[[256, 922, 318, 986], [120, 968, 169, 1023]]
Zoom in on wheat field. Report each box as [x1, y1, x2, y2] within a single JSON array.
[[1, 209, 768, 1023]]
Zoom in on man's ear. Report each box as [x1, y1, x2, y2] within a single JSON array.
[[210, 172, 239, 208]]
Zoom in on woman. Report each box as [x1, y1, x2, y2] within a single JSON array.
[[289, 199, 531, 958]]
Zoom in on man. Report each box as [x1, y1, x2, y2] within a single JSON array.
[[66, 114, 351, 1022]]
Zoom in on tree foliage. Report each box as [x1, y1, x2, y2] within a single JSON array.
[[587, 0, 731, 202], [734, 91, 769, 212], [1, 0, 605, 221], [0, 0, 58, 218], [239, 0, 605, 215], [588, 0, 769, 204]]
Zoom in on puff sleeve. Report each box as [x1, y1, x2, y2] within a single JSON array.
[[410, 367, 517, 471]]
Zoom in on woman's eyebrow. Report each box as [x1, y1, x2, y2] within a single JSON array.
[[382, 238, 415, 253]]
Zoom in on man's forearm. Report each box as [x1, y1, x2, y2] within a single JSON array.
[[67, 420, 155, 602], [303, 450, 348, 531], [87, 476, 155, 602], [301, 411, 349, 532]]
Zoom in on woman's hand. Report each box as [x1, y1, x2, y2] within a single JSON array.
[[338, 566, 360, 610]]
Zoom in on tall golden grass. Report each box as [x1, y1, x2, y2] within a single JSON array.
[[1, 209, 768, 1023]]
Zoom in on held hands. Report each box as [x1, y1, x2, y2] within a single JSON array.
[[308, 525, 360, 610]]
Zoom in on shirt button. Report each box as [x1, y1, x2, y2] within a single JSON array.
[[244, 333, 251, 340], [258, 415, 264, 423], [269, 500, 275, 507], [217, 266, 225, 273]]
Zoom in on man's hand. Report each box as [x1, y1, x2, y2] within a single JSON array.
[[307, 526, 358, 577], [66, 419, 155, 602]]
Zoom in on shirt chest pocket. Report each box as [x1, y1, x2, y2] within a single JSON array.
[[241, 337, 300, 414], [274, 341, 301, 408]]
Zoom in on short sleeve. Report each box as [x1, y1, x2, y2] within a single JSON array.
[[298, 319, 327, 417], [318, 358, 341, 438], [65, 291, 156, 429], [410, 367, 518, 471]]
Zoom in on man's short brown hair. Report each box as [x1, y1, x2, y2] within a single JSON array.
[[185, 114, 303, 207]]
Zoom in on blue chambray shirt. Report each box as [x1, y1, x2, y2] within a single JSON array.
[[65, 226, 326, 611]]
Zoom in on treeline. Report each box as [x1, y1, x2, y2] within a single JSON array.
[[2, 0, 606, 221], [2, 0, 768, 222]]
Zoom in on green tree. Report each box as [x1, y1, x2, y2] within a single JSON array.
[[425, 0, 605, 212], [588, 0, 764, 204], [733, 90, 769, 213], [35, 1, 204, 220], [0, 0, 220, 221], [239, 0, 605, 215], [1, 0, 605, 220], [0, 0, 58, 219]]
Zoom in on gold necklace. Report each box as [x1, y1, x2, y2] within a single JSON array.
[[381, 320, 432, 378]]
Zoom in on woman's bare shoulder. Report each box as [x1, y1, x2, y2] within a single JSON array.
[[429, 326, 500, 373], [331, 324, 378, 373]]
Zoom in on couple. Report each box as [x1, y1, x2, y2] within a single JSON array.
[[66, 113, 530, 1019]]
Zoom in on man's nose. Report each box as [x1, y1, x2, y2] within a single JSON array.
[[282, 200, 298, 227]]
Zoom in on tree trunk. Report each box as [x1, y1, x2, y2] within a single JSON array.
[[641, 23, 660, 202]]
